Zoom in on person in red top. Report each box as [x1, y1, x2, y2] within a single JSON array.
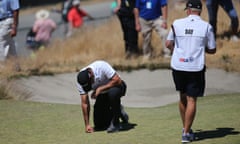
[[67, 0, 93, 37]]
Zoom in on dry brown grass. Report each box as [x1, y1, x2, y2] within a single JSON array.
[[1, 0, 240, 79], [0, 79, 31, 100], [19, 0, 112, 15]]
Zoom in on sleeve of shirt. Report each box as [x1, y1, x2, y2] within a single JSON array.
[[76, 81, 87, 95], [102, 61, 117, 79], [135, 0, 139, 9], [161, 0, 168, 6], [32, 21, 39, 32], [80, 9, 88, 17], [67, 10, 74, 22], [167, 28, 174, 41], [206, 24, 216, 49], [10, 0, 20, 10]]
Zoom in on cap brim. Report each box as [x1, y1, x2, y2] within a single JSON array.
[[82, 82, 91, 92]]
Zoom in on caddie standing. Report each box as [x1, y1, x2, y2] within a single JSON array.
[[166, 0, 216, 142]]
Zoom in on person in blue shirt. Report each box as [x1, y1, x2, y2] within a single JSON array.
[[206, 0, 239, 41], [0, 0, 20, 63], [135, 0, 171, 59]]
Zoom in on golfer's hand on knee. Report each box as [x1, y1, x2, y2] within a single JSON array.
[[91, 88, 101, 99], [91, 91, 97, 99]]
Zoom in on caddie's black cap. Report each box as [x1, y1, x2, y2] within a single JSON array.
[[77, 69, 92, 92], [184, 0, 202, 11]]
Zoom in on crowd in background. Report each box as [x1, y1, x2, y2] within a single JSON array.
[[26, 0, 93, 51], [24, 0, 240, 60], [0, 0, 239, 69], [112, 0, 239, 60]]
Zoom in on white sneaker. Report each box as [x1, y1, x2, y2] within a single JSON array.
[[163, 54, 171, 58], [231, 35, 239, 42]]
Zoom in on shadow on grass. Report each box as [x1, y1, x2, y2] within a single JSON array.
[[120, 122, 137, 132], [194, 127, 240, 141], [94, 122, 137, 132]]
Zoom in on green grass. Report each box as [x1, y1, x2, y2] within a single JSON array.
[[0, 94, 240, 144]]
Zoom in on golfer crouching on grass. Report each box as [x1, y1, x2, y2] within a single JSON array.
[[76, 60, 129, 133]]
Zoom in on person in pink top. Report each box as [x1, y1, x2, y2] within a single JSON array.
[[33, 9, 56, 48]]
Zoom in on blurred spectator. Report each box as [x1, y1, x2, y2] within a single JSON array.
[[66, 0, 94, 37], [114, 0, 139, 59], [135, 0, 171, 60], [61, 0, 74, 36], [110, 0, 117, 15], [32, 9, 56, 48], [51, 0, 73, 37], [206, 0, 239, 41], [0, 0, 20, 62], [26, 27, 37, 50]]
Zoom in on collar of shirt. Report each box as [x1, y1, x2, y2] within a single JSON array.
[[188, 14, 201, 20]]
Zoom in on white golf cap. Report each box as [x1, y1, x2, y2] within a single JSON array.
[[35, 9, 50, 20], [72, 0, 80, 6]]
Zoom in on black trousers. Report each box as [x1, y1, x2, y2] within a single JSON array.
[[94, 81, 127, 130], [117, 14, 139, 54]]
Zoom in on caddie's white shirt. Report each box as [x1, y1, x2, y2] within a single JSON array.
[[167, 15, 216, 72], [76, 60, 117, 95]]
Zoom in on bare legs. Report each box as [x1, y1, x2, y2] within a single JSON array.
[[179, 92, 197, 134]]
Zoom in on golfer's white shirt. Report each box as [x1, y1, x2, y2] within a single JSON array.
[[167, 15, 216, 72], [76, 60, 117, 95]]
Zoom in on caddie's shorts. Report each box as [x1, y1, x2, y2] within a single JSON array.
[[172, 68, 205, 97]]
